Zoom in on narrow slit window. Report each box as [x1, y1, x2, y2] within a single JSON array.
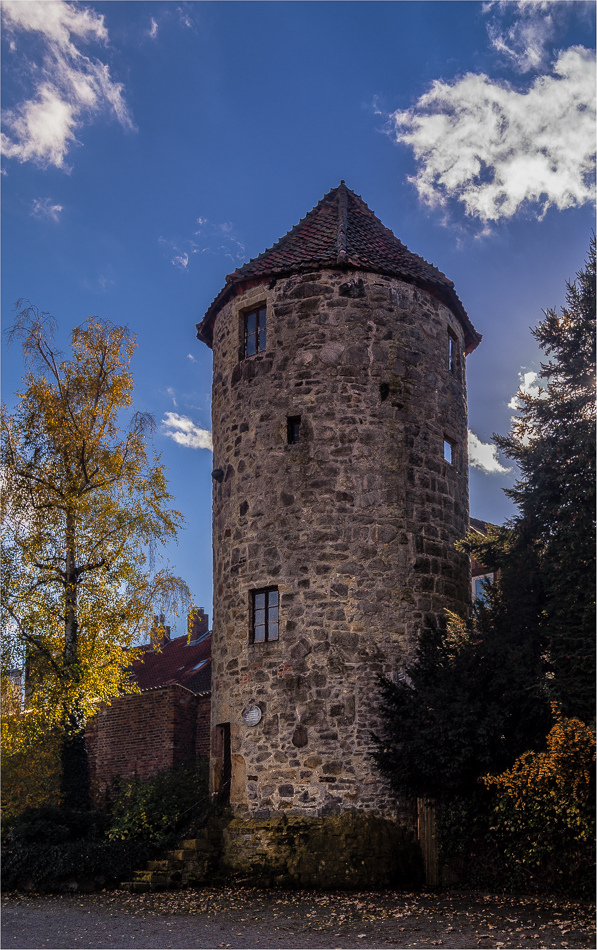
[[448, 330, 457, 374], [444, 438, 454, 464], [251, 588, 279, 643], [244, 306, 267, 358], [287, 415, 301, 444]]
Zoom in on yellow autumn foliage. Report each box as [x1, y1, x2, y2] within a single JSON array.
[[482, 706, 595, 870], [1, 306, 190, 773]]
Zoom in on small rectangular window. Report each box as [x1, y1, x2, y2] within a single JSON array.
[[448, 330, 457, 374], [473, 573, 494, 603], [244, 306, 267, 358], [251, 587, 279, 643], [287, 415, 301, 444], [444, 438, 453, 464]]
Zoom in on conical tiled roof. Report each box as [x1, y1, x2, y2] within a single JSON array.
[[197, 182, 481, 352]]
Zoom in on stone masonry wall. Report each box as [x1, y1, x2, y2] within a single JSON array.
[[86, 685, 210, 792], [208, 268, 470, 817]]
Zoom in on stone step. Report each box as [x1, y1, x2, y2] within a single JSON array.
[[146, 859, 171, 872], [121, 820, 226, 892], [181, 867, 211, 886], [132, 870, 173, 886], [167, 848, 199, 862]]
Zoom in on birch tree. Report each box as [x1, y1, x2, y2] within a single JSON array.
[[1, 304, 189, 810]]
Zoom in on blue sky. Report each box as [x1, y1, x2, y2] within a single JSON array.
[[2, 0, 595, 632]]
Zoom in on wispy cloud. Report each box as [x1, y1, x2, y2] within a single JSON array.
[[468, 431, 511, 474], [508, 370, 541, 410], [148, 17, 158, 40], [187, 353, 198, 364], [177, 5, 195, 31], [390, 46, 595, 225], [484, 0, 557, 73], [160, 217, 246, 271], [30, 197, 63, 221], [173, 252, 189, 270], [191, 216, 246, 264], [161, 413, 212, 450], [166, 387, 178, 408], [80, 272, 115, 293], [1, 0, 133, 169]]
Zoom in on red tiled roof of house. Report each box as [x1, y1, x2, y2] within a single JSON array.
[[197, 182, 481, 354], [469, 516, 490, 535], [131, 631, 212, 695]]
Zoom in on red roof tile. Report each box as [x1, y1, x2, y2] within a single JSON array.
[[197, 182, 481, 353], [131, 632, 212, 695]]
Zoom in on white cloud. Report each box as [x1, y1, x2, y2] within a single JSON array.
[[187, 353, 198, 364], [172, 252, 189, 269], [390, 46, 595, 223], [485, 0, 557, 73], [508, 370, 541, 410], [1, 0, 133, 169], [30, 197, 63, 221], [161, 413, 212, 450], [166, 387, 178, 408], [468, 431, 512, 474], [177, 6, 194, 30], [149, 17, 158, 39], [161, 218, 246, 270]]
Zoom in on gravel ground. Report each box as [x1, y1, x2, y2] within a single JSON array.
[[2, 887, 594, 950]]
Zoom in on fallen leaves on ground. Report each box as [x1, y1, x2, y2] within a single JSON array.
[[3, 887, 595, 948]]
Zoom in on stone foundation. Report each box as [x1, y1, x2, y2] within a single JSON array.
[[220, 812, 424, 889]]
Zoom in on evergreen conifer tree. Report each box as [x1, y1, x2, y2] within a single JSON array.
[[374, 237, 595, 822], [492, 237, 596, 722]]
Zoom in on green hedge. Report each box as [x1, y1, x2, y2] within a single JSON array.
[[2, 764, 210, 892]]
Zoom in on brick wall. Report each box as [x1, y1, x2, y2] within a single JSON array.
[[195, 694, 211, 758], [86, 686, 211, 792]]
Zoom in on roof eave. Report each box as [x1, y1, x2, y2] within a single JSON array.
[[197, 261, 481, 353]]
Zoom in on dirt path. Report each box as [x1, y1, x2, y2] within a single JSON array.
[[2, 887, 594, 950]]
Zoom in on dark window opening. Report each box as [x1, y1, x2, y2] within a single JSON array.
[[444, 438, 454, 464], [244, 306, 267, 358], [251, 587, 279, 642], [287, 415, 301, 444], [448, 330, 457, 374]]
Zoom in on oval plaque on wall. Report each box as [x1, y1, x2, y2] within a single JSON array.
[[242, 704, 262, 726]]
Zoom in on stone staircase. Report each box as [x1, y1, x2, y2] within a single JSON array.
[[122, 823, 224, 892]]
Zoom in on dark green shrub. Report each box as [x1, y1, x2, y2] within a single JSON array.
[[4, 806, 107, 846], [106, 763, 209, 843], [2, 763, 210, 891], [1, 838, 158, 891]]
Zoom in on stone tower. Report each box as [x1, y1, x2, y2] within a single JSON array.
[[197, 183, 481, 821]]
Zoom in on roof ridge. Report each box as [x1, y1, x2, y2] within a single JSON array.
[[224, 183, 344, 283], [336, 180, 348, 264]]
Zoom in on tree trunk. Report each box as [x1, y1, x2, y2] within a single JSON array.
[[61, 508, 90, 812], [61, 712, 90, 812]]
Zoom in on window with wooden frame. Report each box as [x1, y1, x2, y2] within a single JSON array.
[[251, 587, 279, 643], [244, 306, 267, 358], [472, 573, 494, 603]]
